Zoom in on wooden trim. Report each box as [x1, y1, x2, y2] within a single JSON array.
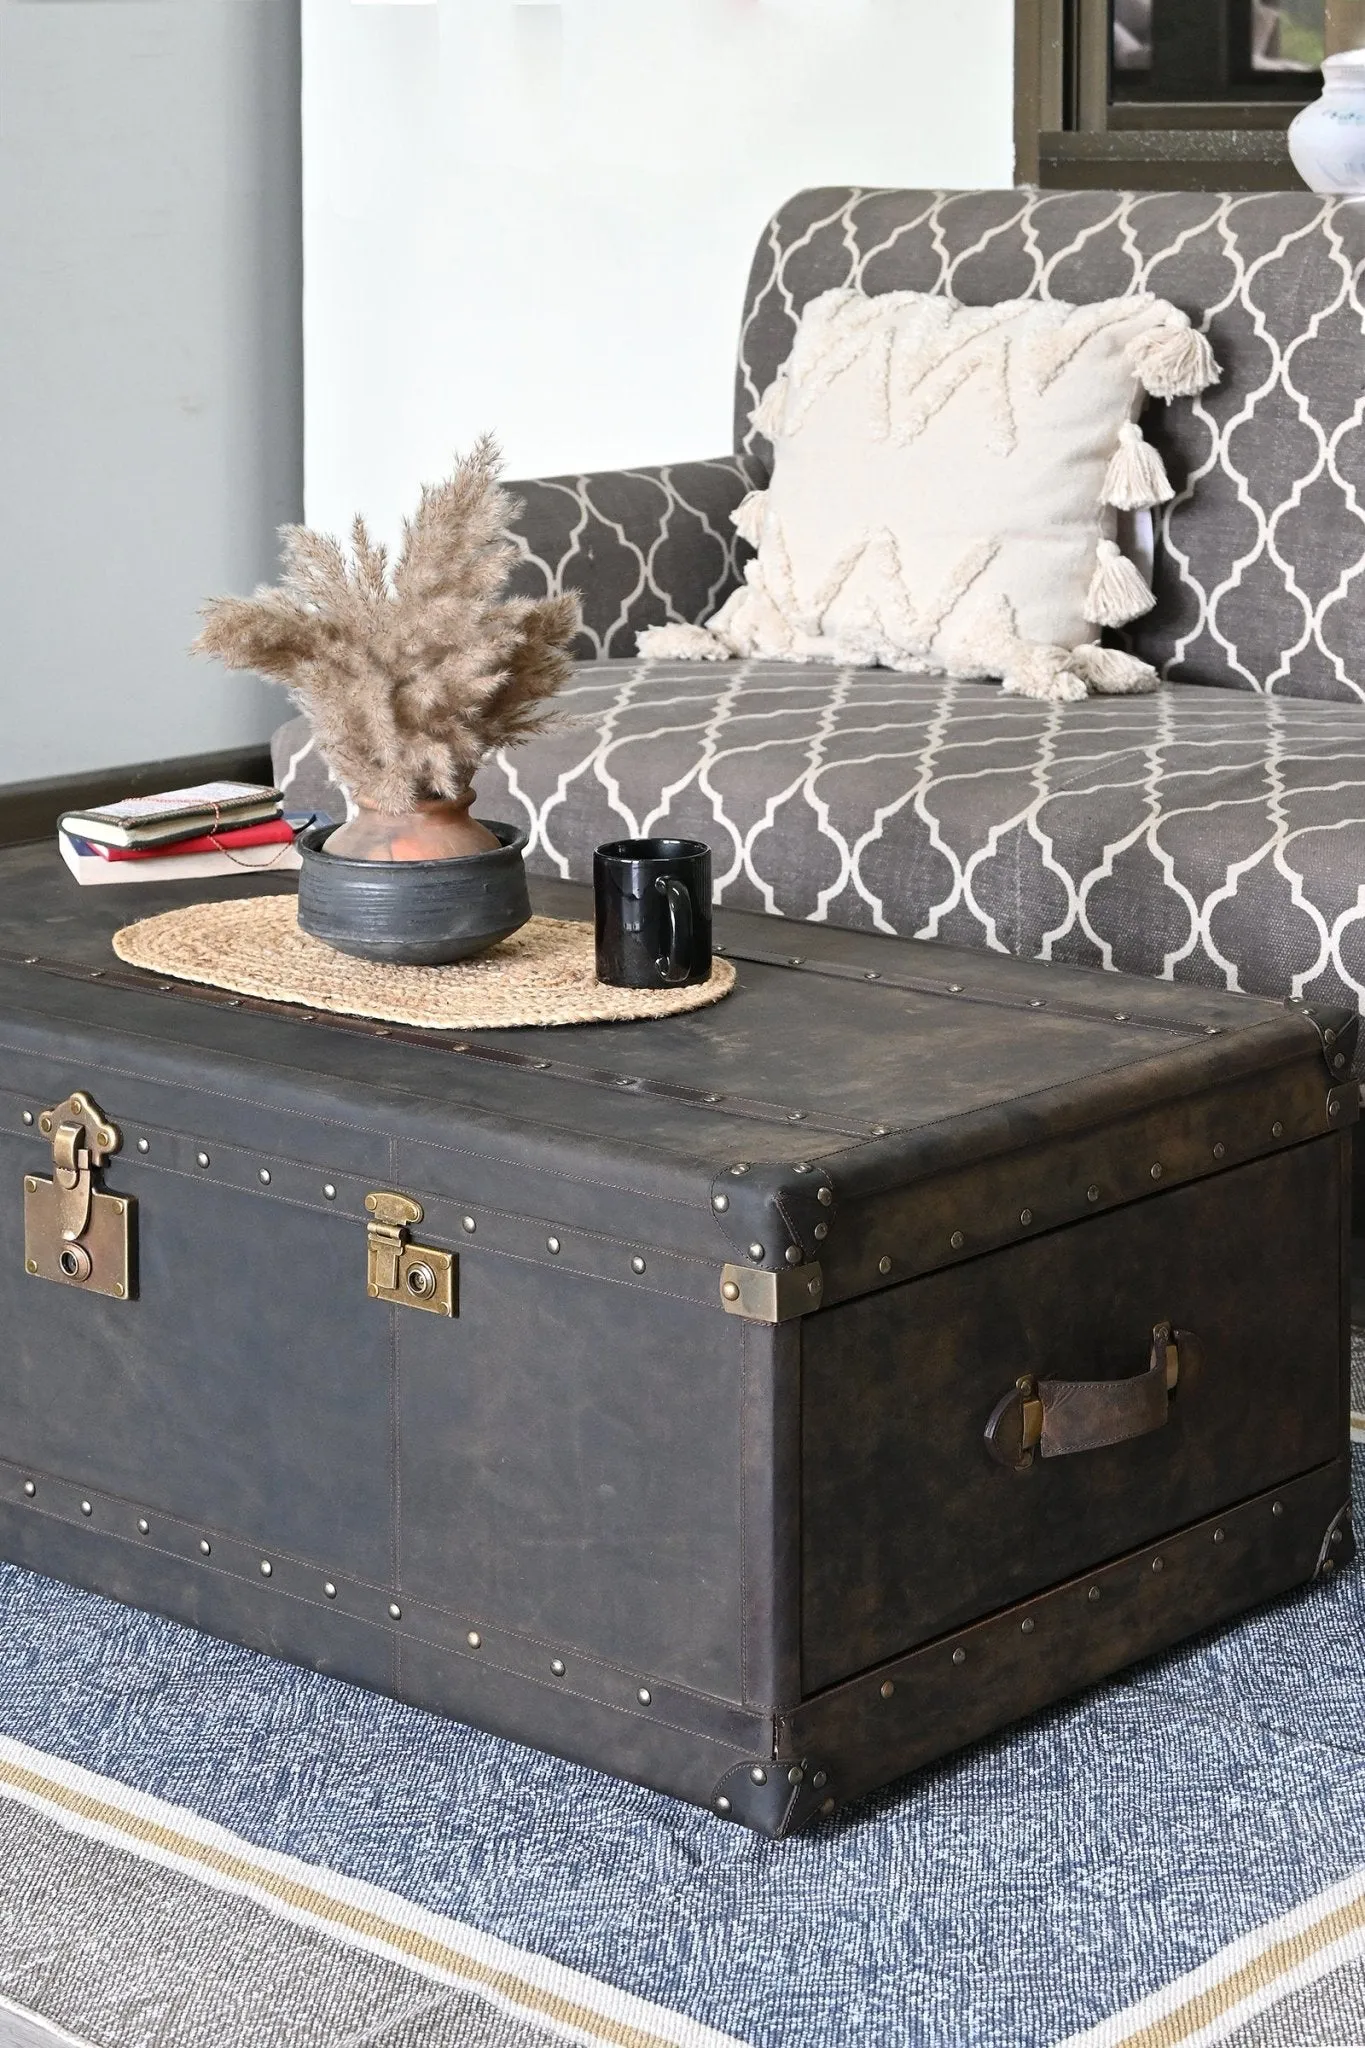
[[0, 744, 274, 851], [1015, 0, 1314, 191], [1015, 0, 1067, 182]]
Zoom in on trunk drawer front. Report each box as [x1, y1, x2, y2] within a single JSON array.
[[801, 1142, 1344, 1694]]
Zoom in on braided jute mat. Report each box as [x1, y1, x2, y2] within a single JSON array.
[[112, 896, 735, 1030]]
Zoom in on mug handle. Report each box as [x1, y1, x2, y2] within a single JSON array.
[[654, 875, 693, 984]]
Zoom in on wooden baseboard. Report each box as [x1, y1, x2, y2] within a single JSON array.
[[0, 744, 275, 851]]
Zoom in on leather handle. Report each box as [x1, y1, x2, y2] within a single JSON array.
[[654, 875, 693, 985], [984, 1323, 1182, 1469]]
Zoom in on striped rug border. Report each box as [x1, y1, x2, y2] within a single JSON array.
[[1057, 1862, 1365, 2047], [0, 1733, 740, 2048]]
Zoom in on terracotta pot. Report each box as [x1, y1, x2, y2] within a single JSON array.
[[297, 821, 531, 965], [322, 791, 500, 863]]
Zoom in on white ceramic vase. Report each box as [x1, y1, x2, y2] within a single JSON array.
[[1288, 49, 1365, 191]]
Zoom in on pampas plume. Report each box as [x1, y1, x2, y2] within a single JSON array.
[[193, 436, 582, 812]]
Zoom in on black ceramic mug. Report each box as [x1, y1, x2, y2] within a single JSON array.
[[594, 838, 713, 989]]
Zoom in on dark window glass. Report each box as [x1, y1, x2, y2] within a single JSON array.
[[1111, 0, 1324, 98]]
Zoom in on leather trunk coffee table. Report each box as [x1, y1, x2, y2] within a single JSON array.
[[0, 842, 1354, 1835]]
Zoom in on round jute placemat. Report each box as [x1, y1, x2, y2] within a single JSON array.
[[112, 897, 735, 1030]]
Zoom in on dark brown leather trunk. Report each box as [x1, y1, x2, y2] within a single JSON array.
[[0, 846, 1353, 1835]]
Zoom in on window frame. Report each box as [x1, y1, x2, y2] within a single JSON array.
[[1014, 0, 1321, 190]]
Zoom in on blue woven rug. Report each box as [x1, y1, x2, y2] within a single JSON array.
[[0, 1452, 1362, 2048]]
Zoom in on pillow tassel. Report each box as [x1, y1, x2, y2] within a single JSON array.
[[636, 622, 734, 661], [730, 490, 768, 546], [1065, 644, 1160, 695], [1084, 539, 1156, 626], [751, 372, 791, 440], [1127, 316, 1220, 401], [1101, 422, 1174, 510]]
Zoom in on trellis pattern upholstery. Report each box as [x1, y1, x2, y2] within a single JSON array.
[[275, 663, 1365, 1018], [274, 187, 1365, 1022]]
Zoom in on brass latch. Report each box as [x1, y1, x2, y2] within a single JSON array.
[[365, 1190, 456, 1316], [23, 1091, 134, 1299]]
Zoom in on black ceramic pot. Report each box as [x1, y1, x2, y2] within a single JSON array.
[[297, 822, 531, 966]]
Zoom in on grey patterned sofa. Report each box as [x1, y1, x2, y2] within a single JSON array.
[[276, 187, 1365, 1022]]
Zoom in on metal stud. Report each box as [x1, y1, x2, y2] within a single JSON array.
[[551, 1658, 566, 1676], [1028, 998, 1045, 1009], [814, 1223, 828, 1241], [730, 1163, 750, 1177], [1213, 1528, 1225, 1545], [820, 1797, 836, 1816], [260, 1559, 273, 1577], [467, 1630, 481, 1647], [199, 1539, 211, 1555], [462, 1215, 476, 1233], [1149, 1163, 1163, 1180], [136, 1136, 149, 1153], [1087, 1184, 1100, 1202], [1271, 1121, 1284, 1138], [1212, 1143, 1226, 1161], [787, 1766, 804, 1785], [712, 1193, 729, 1213], [721, 1280, 741, 1302], [864, 972, 879, 982], [258, 1168, 271, 1185], [22, 1482, 35, 1498], [792, 1162, 811, 1174], [947, 983, 963, 993], [546, 1236, 561, 1255], [196, 1151, 210, 1169], [952, 1647, 966, 1664], [870, 1123, 889, 1136], [748, 1242, 765, 1261], [1113, 1012, 1128, 1023], [878, 1255, 892, 1275], [880, 1680, 895, 1698], [21, 1110, 33, 1126], [324, 1184, 337, 1200], [787, 1111, 806, 1124], [325, 1583, 337, 1599], [1087, 1585, 1101, 1602], [631, 1255, 646, 1274], [1330, 1099, 1342, 1117], [750, 1765, 767, 1784], [950, 1231, 965, 1250], [137, 1517, 149, 1535], [388, 1603, 402, 1621], [1019, 1208, 1033, 1226], [637, 1687, 652, 1705], [784, 1246, 802, 1266], [812, 1770, 827, 1788], [1020, 1618, 1035, 1634], [787, 957, 803, 967], [817, 1187, 833, 1207], [80, 1500, 92, 1517], [1271, 1501, 1284, 1517], [1323, 1557, 1337, 1574], [1152, 1556, 1164, 1573], [1332, 1528, 1344, 1546], [716, 1796, 731, 1813]]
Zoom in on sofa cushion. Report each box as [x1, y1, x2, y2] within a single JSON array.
[[273, 660, 1365, 1019], [735, 190, 1365, 703], [666, 286, 1214, 697]]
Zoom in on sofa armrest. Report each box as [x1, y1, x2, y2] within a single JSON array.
[[503, 454, 764, 658]]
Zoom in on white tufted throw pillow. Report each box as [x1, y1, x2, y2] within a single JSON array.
[[639, 287, 1218, 700]]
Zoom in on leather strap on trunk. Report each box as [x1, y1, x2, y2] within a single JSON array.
[[984, 1324, 1181, 1468]]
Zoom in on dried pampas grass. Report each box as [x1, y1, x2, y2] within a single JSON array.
[[193, 437, 581, 813]]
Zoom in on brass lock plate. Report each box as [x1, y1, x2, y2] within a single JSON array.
[[365, 1190, 456, 1316], [24, 1089, 134, 1303]]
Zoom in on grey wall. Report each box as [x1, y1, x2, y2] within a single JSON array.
[[1, 0, 302, 787]]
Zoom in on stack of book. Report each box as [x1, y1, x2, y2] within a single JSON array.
[[58, 781, 303, 886]]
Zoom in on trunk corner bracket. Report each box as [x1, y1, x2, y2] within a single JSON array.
[[720, 1261, 823, 1322]]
